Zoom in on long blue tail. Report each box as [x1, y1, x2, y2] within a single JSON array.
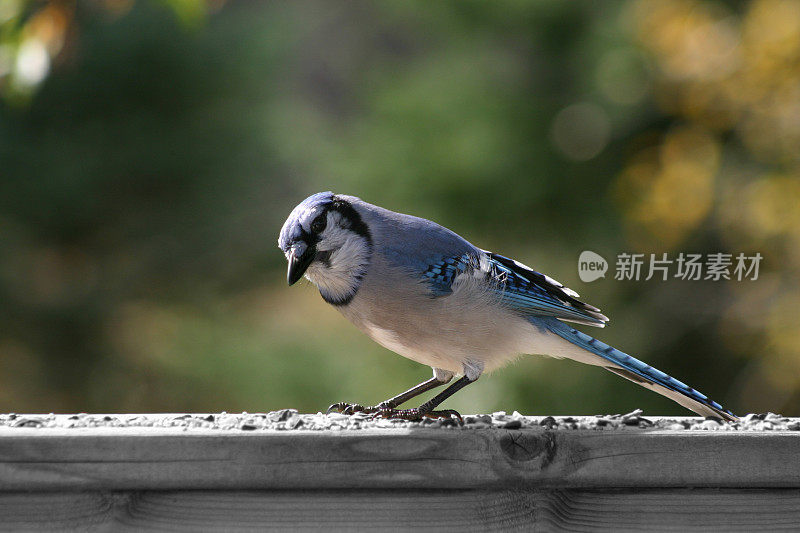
[[544, 318, 737, 421]]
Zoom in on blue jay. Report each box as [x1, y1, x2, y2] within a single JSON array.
[[278, 192, 737, 422]]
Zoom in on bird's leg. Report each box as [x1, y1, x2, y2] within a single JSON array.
[[327, 374, 452, 416], [377, 374, 453, 409], [372, 375, 475, 424]]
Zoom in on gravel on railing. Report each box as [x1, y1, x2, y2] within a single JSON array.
[[0, 409, 795, 432]]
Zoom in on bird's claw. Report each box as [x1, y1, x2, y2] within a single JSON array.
[[327, 403, 462, 425], [427, 409, 464, 424], [372, 407, 464, 425], [327, 402, 372, 415]]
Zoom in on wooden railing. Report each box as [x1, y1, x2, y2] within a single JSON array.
[[0, 412, 797, 531]]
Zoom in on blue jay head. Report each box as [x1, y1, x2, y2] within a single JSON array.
[[278, 192, 372, 289]]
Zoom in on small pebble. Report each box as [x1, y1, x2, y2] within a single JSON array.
[[698, 420, 721, 430], [539, 416, 556, 429]]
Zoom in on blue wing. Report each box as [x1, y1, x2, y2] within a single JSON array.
[[485, 251, 608, 327], [420, 252, 479, 297], [366, 206, 607, 326], [421, 250, 608, 327]]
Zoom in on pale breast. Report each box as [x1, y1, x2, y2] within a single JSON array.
[[337, 261, 534, 375]]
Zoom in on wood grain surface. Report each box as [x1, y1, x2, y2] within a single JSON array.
[[0, 417, 798, 530], [0, 489, 798, 531], [0, 426, 798, 490]]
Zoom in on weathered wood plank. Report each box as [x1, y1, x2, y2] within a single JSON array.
[[1, 414, 796, 530], [0, 425, 798, 490], [0, 489, 799, 532]]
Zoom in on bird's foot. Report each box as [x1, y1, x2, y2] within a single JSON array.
[[327, 402, 380, 415], [327, 403, 462, 425], [371, 407, 463, 425]]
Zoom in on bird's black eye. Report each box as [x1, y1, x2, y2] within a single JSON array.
[[310, 213, 327, 234]]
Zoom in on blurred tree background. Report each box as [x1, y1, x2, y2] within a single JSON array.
[[1, 0, 798, 416]]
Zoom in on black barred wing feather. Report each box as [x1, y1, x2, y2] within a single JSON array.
[[420, 250, 608, 327], [484, 251, 609, 327], [420, 252, 480, 297]]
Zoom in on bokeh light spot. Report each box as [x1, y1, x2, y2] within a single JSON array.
[[550, 102, 611, 161]]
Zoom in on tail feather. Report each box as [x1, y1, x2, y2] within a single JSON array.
[[544, 318, 737, 421]]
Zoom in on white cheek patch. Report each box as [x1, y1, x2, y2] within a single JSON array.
[[316, 213, 349, 251], [304, 223, 370, 304], [330, 233, 370, 269]]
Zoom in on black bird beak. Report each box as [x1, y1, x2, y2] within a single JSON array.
[[287, 244, 315, 285]]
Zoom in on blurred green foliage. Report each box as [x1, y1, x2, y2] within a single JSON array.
[[0, 0, 798, 416]]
